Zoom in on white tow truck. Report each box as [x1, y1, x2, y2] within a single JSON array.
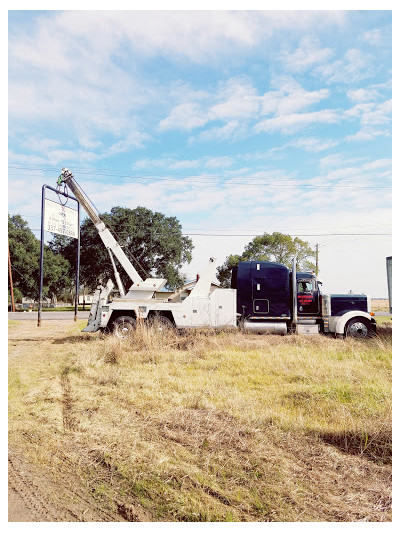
[[57, 169, 237, 337]]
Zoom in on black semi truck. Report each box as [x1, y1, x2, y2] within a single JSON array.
[[232, 259, 376, 338]]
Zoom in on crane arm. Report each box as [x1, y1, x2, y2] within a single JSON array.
[[57, 168, 143, 286]]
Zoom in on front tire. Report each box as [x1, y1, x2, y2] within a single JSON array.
[[112, 316, 137, 339], [345, 317, 372, 339]]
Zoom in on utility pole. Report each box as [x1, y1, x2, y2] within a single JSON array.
[[315, 243, 319, 277], [8, 242, 15, 312]]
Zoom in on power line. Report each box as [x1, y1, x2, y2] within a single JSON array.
[[182, 233, 392, 237], [20, 214, 392, 231], [8, 162, 394, 181], [8, 164, 392, 190], [8, 173, 391, 190], [28, 228, 391, 237]]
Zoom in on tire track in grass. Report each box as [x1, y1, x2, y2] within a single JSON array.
[[8, 452, 58, 522]]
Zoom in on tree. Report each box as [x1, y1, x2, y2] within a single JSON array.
[[8, 214, 71, 301], [217, 232, 316, 287], [215, 254, 241, 289], [49, 206, 194, 291]]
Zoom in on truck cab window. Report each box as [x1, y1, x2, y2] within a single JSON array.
[[298, 280, 313, 293]]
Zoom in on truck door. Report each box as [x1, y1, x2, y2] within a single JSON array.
[[297, 278, 320, 315]]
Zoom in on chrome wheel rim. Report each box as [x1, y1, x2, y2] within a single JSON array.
[[348, 321, 368, 338], [114, 320, 133, 338]]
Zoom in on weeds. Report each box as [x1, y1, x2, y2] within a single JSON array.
[[8, 320, 392, 522]]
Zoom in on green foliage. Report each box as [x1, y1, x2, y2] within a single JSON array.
[[9, 287, 23, 303], [8, 214, 71, 300], [50, 206, 193, 291], [215, 254, 241, 289], [217, 232, 316, 287]]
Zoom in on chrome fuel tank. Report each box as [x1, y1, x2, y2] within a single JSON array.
[[243, 320, 287, 334]]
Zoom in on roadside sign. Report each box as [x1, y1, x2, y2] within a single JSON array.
[[44, 198, 79, 239], [39, 185, 80, 327]]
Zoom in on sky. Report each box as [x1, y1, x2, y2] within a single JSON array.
[[8, 8, 392, 297]]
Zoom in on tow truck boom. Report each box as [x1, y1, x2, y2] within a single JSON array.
[[57, 168, 154, 296]]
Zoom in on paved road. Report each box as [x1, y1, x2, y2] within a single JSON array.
[[8, 311, 90, 320]]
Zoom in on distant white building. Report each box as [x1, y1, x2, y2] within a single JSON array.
[[78, 293, 94, 304], [22, 296, 50, 308]]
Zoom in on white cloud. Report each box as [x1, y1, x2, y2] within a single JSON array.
[[280, 36, 333, 72], [318, 153, 366, 170], [344, 99, 391, 141], [204, 157, 234, 169], [261, 78, 330, 116], [161, 76, 332, 141], [9, 11, 344, 147], [254, 109, 339, 134], [47, 149, 99, 165], [362, 28, 387, 46], [290, 137, 339, 152], [346, 128, 390, 142], [107, 131, 150, 156], [361, 159, 391, 171], [158, 102, 209, 131], [8, 151, 49, 166], [170, 160, 202, 170], [347, 88, 379, 103], [209, 78, 260, 121], [195, 120, 246, 143], [316, 48, 375, 84], [360, 100, 392, 126], [39, 11, 346, 65], [19, 136, 62, 153]]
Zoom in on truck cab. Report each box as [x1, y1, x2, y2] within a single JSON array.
[[234, 260, 376, 338]]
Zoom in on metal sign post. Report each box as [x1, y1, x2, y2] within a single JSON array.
[[38, 185, 80, 326]]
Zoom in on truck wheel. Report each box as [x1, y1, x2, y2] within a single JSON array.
[[149, 315, 174, 333], [112, 316, 137, 339], [345, 318, 372, 339]]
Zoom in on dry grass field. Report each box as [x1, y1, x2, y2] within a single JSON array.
[[371, 299, 390, 312], [8, 319, 392, 522]]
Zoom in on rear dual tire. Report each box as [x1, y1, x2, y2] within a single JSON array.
[[148, 315, 174, 333], [111, 314, 175, 339], [112, 316, 136, 339]]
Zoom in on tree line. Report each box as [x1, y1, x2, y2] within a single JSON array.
[[8, 208, 316, 304]]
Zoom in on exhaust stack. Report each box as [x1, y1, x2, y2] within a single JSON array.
[[292, 256, 297, 330]]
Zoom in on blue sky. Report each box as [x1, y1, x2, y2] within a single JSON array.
[[8, 9, 392, 296]]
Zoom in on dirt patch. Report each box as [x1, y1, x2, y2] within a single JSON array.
[[9, 449, 68, 521], [8, 447, 135, 522], [61, 367, 80, 431]]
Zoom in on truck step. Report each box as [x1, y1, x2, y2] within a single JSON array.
[[296, 324, 320, 335]]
